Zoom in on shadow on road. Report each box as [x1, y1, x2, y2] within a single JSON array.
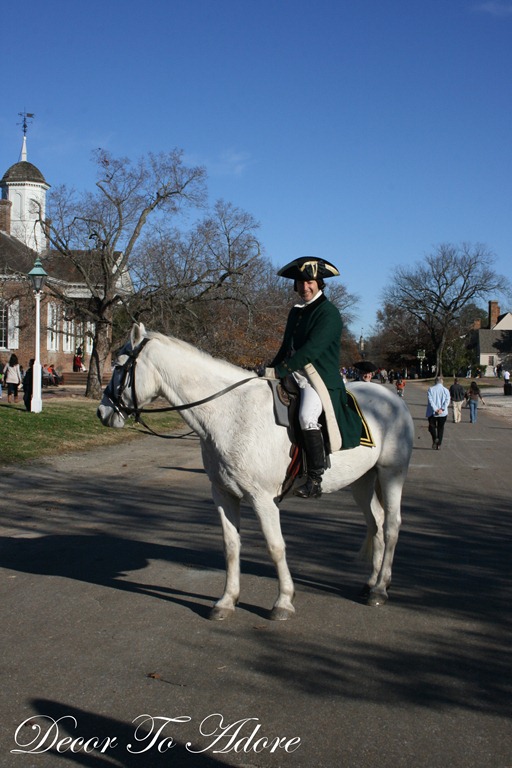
[[16, 698, 237, 767]]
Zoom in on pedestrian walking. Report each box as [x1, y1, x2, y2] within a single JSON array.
[[22, 359, 34, 411], [465, 381, 485, 423], [3, 353, 22, 404], [449, 377, 465, 423], [426, 376, 450, 450]]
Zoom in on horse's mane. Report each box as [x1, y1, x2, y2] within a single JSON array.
[[145, 330, 256, 378]]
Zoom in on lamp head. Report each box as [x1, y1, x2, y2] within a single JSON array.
[[28, 257, 48, 292]]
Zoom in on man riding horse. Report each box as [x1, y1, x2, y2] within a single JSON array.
[[268, 257, 362, 499]]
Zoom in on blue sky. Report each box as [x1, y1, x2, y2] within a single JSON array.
[[2, 0, 511, 336]]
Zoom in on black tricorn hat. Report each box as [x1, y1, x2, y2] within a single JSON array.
[[354, 360, 378, 373], [277, 257, 340, 281]]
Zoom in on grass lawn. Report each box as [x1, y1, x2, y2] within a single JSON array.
[[0, 398, 183, 465]]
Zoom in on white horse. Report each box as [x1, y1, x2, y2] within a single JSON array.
[[98, 323, 414, 620]]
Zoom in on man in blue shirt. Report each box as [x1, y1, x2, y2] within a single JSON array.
[[426, 377, 451, 450]]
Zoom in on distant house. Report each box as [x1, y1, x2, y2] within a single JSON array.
[[1, 132, 129, 375], [470, 301, 512, 375]]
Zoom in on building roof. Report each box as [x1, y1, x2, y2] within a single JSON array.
[[0, 232, 100, 283], [0, 232, 85, 283], [0, 231, 36, 274], [1, 160, 48, 186], [475, 328, 512, 355], [44, 249, 107, 284], [1, 234, 132, 297], [494, 312, 512, 330]]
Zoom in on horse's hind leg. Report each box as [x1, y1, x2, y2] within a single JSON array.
[[352, 466, 404, 606], [368, 466, 405, 605], [350, 469, 385, 601], [209, 485, 242, 620]]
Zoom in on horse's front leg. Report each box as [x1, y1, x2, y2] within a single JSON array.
[[209, 484, 242, 620], [252, 494, 295, 620]]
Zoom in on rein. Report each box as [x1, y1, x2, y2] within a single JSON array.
[[135, 376, 258, 439], [137, 375, 258, 414], [107, 336, 264, 439]]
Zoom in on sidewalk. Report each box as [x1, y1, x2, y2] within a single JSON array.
[[478, 384, 512, 410], [40, 383, 90, 399]]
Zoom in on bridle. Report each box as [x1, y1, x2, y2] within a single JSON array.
[[103, 337, 152, 422], [104, 336, 259, 436]]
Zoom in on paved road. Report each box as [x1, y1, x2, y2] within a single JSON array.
[[0, 382, 511, 768]]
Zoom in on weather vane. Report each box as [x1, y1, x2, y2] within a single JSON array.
[[17, 111, 35, 136]]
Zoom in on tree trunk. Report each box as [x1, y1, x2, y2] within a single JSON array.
[[435, 334, 447, 378], [435, 349, 442, 378], [85, 309, 113, 399]]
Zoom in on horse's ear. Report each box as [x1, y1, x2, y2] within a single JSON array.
[[131, 322, 146, 349]]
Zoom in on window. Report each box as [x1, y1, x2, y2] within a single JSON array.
[[63, 318, 75, 353], [47, 302, 59, 351], [7, 300, 19, 349], [488, 355, 495, 366], [0, 302, 7, 349]]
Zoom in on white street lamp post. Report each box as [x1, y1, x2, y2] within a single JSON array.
[[28, 257, 48, 413], [417, 349, 426, 379]]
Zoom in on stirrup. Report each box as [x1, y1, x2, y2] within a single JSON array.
[[294, 476, 322, 499]]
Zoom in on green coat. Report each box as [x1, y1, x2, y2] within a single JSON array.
[[272, 293, 362, 449]]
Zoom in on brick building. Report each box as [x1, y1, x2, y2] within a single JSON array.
[[1, 134, 100, 375]]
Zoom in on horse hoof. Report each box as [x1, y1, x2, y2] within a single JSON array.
[[366, 590, 388, 607], [269, 606, 294, 621], [209, 605, 235, 621]]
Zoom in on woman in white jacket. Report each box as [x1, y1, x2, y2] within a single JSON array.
[[3, 353, 22, 404]]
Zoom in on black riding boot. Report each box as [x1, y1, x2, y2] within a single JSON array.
[[295, 428, 326, 499]]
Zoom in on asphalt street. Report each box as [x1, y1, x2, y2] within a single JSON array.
[[0, 381, 511, 768]]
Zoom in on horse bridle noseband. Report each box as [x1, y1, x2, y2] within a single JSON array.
[[105, 336, 258, 433], [104, 337, 152, 421]]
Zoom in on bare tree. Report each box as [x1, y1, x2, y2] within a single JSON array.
[[326, 281, 359, 328], [383, 243, 509, 376], [131, 224, 360, 367], [43, 149, 207, 397], [129, 200, 265, 359], [369, 302, 430, 371]]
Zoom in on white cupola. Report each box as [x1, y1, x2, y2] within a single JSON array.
[[0, 130, 50, 253]]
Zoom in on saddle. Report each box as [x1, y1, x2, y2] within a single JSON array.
[[267, 377, 305, 500], [268, 372, 338, 500], [268, 369, 374, 500], [268, 365, 342, 452]]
